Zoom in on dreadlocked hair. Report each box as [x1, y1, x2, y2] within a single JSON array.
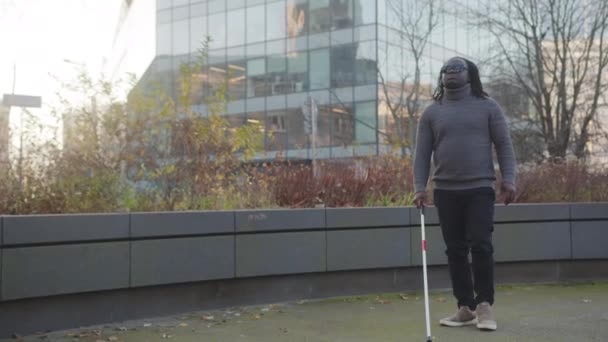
[[432, 57, 488, 102]]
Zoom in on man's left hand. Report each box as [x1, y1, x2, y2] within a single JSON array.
[[500, 182, 516, 206]]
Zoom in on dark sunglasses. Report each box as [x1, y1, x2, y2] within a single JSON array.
[[441, 64, 467, 74]]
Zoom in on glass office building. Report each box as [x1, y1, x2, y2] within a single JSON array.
[[150, 0, 499, 160]]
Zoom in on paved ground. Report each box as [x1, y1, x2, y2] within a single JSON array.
[[7, 282, 608, 342]]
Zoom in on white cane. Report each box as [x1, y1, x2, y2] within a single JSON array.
[[420, 207, 432, 342]]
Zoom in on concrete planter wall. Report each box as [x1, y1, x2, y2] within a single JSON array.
[[1, 203, 606, 302]]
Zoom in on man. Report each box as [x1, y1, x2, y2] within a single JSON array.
[[413, 57, 517, 331]]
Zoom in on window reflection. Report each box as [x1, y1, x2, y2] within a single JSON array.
[[208, 12, 226, 49], [309, 0, 330, 33], [267, 1, 287, 40], [267, 54, 290, 95], [247, 58, 266, 98], [355, 41, 376, 85], [286, 107, 307, 149], [247, 5, 266, 44], [287, 0, 308, 37], [309, 48, 330, 89], [355, 101, 377, 144], [331, 0, 354, 30], [354, 0, 375, 26], [227, 9, 245, 47], [330, 102, 355, 147], [331, 44, 356, 87], [287, 52, 308, 93], [190, 16, 207, 55], [228, 61, 246, 100], [267, 110, 288, 150]]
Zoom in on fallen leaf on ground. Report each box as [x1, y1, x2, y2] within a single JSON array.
[[252, 314, 261, 320], [178, 323, 188, 327], [399, 294, 409, 301]]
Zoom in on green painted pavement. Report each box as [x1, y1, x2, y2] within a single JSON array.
[[8, 283, 608, 342]]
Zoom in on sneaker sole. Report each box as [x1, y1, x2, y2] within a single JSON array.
[[439, 318, 478, 327], [477, 322, 497, 331]]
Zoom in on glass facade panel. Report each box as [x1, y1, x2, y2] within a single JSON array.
[[309, 48, 330, 90], [247, 111, 266, 147], [227, 9, 245, 47], [228, 60, 246, 100], [173, 0, 189, 7], [247, 58, 266, 97], [191, 2, 207, 17], [267, 39, 286, 55], [267, 54, 289, 95], [354, 0, 375, 26], [287, 0, 308, 37], [330, 0, 353, 30], [190, 16, 207, 54], [227, 0, 245, 10], [157, 23, 172, 56], [208, 0, 226, 13], [173, 5, 190, 21], [158, 9, 172, 24], [267, 1, 287, 40], [286, 107, 307, 149], [287, 52, 308, 92], [355, 101, 376, 144], [355, 40, 376, 85], [247, 5, 266, 44], [316, 104, 332, 147], [331, 103, 354, 147], [266, 109, 288, 150], [331, 44, 355, 87], [208, 12, 226, 48], [157, 0, 172, 10], [309, 0, 330, 33]]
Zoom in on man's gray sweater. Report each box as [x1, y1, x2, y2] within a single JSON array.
[[414, 84, 516, 193]]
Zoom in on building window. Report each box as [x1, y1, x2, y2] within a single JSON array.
[[247, 5, 266, 44], [287, 0, 308, 37], [331, 44, 356, 87], [208, 12, 226, 49], [330, 103, 354, 146], [331, 0, 354, 30], [227, 9, 245, 47], [287, 52, 308, 93], [247, 58, 266, 97], [267, 110, 288, 150], [354, 0, 376, 26], [309, 0, 331, 33], [355, 101, 377, 144], [309, 48, 330, 89], [228, 61, 246, 100], [355, 41, 377, 85], [267, 1, 287, 40], [190, 16, 207, 55], [267, 54, 289, 95]]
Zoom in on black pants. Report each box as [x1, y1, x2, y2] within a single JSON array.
[[434, 187, 495, 311]]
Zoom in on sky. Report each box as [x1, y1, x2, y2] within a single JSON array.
[[0, 0, 151, 156]]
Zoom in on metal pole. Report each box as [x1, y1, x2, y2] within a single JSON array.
[[420, 207, 432, 342]]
